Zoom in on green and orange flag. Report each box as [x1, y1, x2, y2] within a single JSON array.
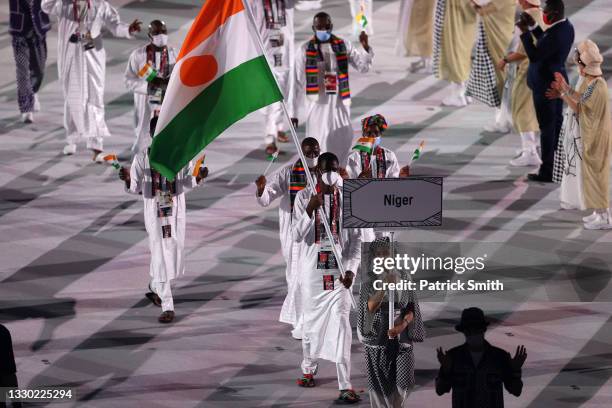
[[150, 0, 283, 179]]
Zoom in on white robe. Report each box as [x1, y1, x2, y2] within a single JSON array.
[[125, 150, 202, 283], [250, 0, 295, 141], [256, 161, 312, 332], [291, 40, 373, 166], [346, 146, 400, 242], [348, 0, 374, 37], [42, 0, 132, 150], [124, 45, 177, 154], [292, 187, 362, 364]]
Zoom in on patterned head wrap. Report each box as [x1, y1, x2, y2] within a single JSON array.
[[361, 114, 388, 134]]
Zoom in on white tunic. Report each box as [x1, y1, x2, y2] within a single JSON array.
[[256, 161, 311, 328], [291, 40, 373, 165], [124, 45, 177, 154], [292, 187, 362, 363], [42, 0, 132, 150], [125, 150, 202, 282], [249, 0, 295, 139]]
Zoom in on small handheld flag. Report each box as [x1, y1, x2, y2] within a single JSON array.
[[407, 141, 425, 167], [352, 137, 376, 154], [356, 2, 368, 29], [103, 154, 121, 170], [192, 155, 206, 177], [263, 150, 279, 176], [138, 62, 158, 82]]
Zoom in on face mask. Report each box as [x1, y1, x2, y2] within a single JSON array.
[[304, 156, 318, 168], [315, 30, 331, 42], [151, 34, 168, 47], [321, 171, 341, 186], [465, 334, 485, 348], [542, 13, 554, 26]]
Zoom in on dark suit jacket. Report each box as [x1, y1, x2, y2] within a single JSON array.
[[521, 19, 575, 96], [435, 342, 523, 408], [9, 0, 51, 37]]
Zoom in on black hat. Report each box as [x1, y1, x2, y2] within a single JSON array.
[[455, 307, 489, 332]]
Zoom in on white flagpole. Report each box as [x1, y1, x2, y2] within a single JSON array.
[[242, 0, 356, 308]]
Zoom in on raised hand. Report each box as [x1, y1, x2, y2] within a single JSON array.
[[437, 347, 452, 373], [339, 271, 354, 289], [255, 175, 266, 196], [511, 345, 527, 371], [359, 31, 369, 52], [128, 19, 142, 34]]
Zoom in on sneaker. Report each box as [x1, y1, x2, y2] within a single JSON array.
[[582, 211, 598, 223], [584, 212, 612, 230], [21, 112, 34, 123], [63, 143, 77, 155], [510, 149, 542, 167], [33, 94, 41, 112], [442, 94, 467, 107], [484, 123, 511, 134]]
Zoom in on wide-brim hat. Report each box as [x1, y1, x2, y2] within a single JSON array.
[[455, 307, 490, 332], [577, 39, 603, 76]]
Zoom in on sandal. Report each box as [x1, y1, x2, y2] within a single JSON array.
[[158, 310, 175, 323], [265, 142, 278, 156], [145, 292, 162, 307], [337, 389, 361, 404], [296, 374, 315, 388], [276, 131, 289, 143]]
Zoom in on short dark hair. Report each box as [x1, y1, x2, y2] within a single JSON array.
[[318, 152, 339, 168], [313, 12, 331, 24], [302, 137, 319, 149], [545, 0, 565, 17]]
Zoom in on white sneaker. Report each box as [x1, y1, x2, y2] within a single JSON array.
[[33, 94, 41, 112], [295, 0, 321, 11], [21, 112, 34, 123], [510, 149, 542, 167], [63, 143, 77, 155], [584, 212, 612, 230], [466, 96, 474, 104], [582, 211, 598, 223], [442, 94, 467, 107], [484, 123, 511, 134]]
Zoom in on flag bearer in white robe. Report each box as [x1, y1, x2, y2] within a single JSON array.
[[255, 137, 320, 339], [124, 20, 177, 155], [346, 114, 410, 242], [292, 152, 362, 404], [290, 12, 373, 167], [250, 0, 295, 155], [42, 0, 141, 161], [119, 118, 208, 324]]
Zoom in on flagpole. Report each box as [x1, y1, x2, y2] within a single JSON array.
[[242, 0, 356, 308]]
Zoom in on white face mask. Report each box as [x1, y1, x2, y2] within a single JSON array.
[[304, 156, 318, 168], [151, 34, 168, 47], [321, 171, 342, 187]]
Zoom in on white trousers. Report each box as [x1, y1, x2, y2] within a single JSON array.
[[301, 335, 352, 390], [150, 279, 174, 312]]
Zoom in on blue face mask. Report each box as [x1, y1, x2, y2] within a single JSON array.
[[315, 30, 331, 42]]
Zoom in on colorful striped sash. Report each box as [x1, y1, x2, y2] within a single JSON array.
[[305, 35, 350, 100]]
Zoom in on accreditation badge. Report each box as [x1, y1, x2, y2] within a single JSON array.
[[322, 274, 334, 291], [157, 191, 173, 218], [324, 72, 338, 95], [161, 224, 172, 238]]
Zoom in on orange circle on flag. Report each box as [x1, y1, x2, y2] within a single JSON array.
[[180, 55, 219, 87]]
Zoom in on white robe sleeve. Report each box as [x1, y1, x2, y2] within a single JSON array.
[[291, 189, 314, 243], [343, 229, 362, 274], [385, 149, 400, 178], [41, 0, 61, 15], [124, 48, 145, 93], [289, 43, 306, 119], [100, 0, 131, 39], [347, 40, 373, 74], [178, 161, 204, 192], [346, 150, 362, 179], [257, 165, 290, 207], [126, 152, 146, 194]]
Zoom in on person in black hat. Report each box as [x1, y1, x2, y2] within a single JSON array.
[[435, 307, 527, 408]]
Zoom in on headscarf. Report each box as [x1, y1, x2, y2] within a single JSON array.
[[361, 114, 388, 134], [577, 39, 603, 76]]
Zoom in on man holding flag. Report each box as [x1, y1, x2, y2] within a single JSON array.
[[290, 12, 373, 167], [254, 137, 320, 339]]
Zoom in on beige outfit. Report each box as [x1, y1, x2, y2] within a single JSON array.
[[437, 0, 477, 83], [511, 42, 538, 133]]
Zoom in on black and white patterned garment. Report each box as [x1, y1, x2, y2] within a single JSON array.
[[432, 0, 445, 79], [552, 134, 565, 183], [465, 21, 500, 108], [11, 33, 47, 113], [357, 241, 426, 398]]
